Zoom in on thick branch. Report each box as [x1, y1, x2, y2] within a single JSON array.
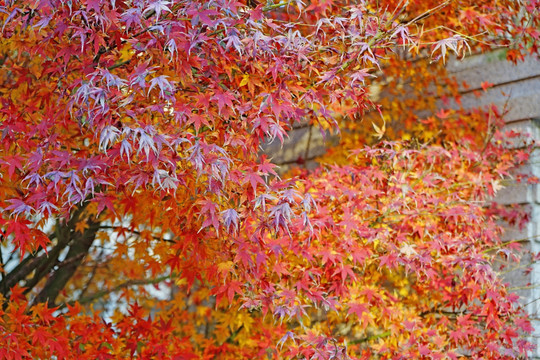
[[32, 218, 101, 307], [1, 204, 88, 297]]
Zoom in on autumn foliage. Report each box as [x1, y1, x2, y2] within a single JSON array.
[[0, 0, 539, 359]]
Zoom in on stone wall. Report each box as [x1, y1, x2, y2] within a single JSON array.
[[451, 51, 540, 354], [264, 50, 540, 353]]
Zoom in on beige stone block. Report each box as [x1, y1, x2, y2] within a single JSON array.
[[448, 51, 540, 91], [450, 77, 540, 122], [502, 120, 540, 148], [262, 126, 334, 165], [495, 181, 532, 205]]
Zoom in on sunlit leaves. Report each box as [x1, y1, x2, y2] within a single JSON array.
[[431, 35, 471, 63], [0, 0, 538, 358]]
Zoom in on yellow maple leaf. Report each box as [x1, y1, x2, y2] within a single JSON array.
[[239, 74, 250, 87], [372, 119, 386, 140], [217, 261, 235, 275], [75, 220, 89, 234]]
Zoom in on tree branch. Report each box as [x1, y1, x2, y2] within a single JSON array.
[[32, 218, 101, 307], [57, 274, 172, 310], [349, 330, 391, 344]]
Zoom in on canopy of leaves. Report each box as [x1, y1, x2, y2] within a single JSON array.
[[0, 0, 538, 359]]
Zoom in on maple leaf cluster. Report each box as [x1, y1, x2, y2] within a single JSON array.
[[0, 0, 539, 359]]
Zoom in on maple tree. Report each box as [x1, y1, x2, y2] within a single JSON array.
[[0, 0, 539, 359]]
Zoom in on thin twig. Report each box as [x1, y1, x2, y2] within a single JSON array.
[[58, 274, 173, 310]]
